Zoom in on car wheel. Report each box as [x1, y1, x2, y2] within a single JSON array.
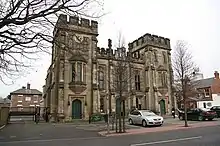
[[179, 115, 183, 120], [198, 116, 204, 121], [208, 118, 213, 121], [129, 119, 133, 125], [142, 120, 147, 127]]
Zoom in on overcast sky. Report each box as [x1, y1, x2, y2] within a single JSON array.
[[0, 0, 219, 98]]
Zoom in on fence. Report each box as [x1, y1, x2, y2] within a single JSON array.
[[0, 107, 10, 126]]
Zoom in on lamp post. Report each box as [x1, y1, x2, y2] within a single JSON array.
[[106, 93, 110, 134]]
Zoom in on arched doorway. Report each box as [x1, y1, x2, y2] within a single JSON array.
[[159, 99, 166, 115], [72, 99, 82, 119]]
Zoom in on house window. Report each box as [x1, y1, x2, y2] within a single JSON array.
[[18, 95, 23, 97], [99, 71, 104, 89], [25, 97, 31, 101], [204, 88, 210, 96], [135, 71, 141, 91], [71, 62, 86, 83]]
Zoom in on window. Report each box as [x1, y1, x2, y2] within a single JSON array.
[[25, 97, 31, 101], [71, 62, 86, 83], [159, 72, 167, 87], [100, 97, 104, 112], [135, 71, 141, 91], [99, 71, 104, 89], [163, 52, 167, 63], [76, 62, 82, 81], [18, 101, 22, 103], [153, 51, 158, 62], [204, 88, 210, 96], [33, 95, 38, 97], [34, 101, 38, 103], [18, 95, 23, 97]]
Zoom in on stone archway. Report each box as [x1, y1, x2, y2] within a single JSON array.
[[159, 99, 166, 115], [72, 99, 82, 119]]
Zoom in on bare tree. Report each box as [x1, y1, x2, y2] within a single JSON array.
[[172, 40, 200, 127], [111, 49, 131, 133], [0, 0, 103, 84], [107, 32, 131, 133]]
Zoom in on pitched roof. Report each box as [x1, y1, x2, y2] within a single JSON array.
[[10, 88, 42, 95], [194, 77, 214, 88]]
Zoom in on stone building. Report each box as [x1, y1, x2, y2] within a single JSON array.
[[43, 14, 175, 120]]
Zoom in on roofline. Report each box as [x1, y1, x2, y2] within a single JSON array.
[[10, 93, 42, 95]]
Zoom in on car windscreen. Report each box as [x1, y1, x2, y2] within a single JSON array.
[[142, 111, 156, 116]]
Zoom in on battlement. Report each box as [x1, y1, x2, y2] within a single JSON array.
[[56, 14, 98, 34], [128, 33, 170, 50], [96, 47, 143, 62]]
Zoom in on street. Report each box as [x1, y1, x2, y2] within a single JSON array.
[[0, 120, 220, 146]]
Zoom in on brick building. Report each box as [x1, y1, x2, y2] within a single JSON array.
[[177, 71, 220, 109], [43, 14, 175, 120], [10, 83, 42, 109]]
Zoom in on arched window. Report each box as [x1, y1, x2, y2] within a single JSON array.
[[135, 70, 141, 91]]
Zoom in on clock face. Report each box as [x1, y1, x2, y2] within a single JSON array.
[[74, 35, 83, 43]]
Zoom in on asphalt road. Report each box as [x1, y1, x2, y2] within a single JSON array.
[[1, 123, 220, 146]]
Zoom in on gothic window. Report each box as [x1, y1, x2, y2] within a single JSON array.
[[163, 52, 167, 63], [71, 62, 86, 83], [99, 71, 104, 89], [153, 51, 158, 62], [68, 35, 73, 48], [159, 71, 167, 87], [135, 71, 141, 91]]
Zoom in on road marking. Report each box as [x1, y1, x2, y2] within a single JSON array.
[[0, 125, 5, 130], [0, 136, 105, 144], [130, 136, 202, 146]]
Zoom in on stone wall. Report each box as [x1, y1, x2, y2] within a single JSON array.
[[0, 107, 9, 126]]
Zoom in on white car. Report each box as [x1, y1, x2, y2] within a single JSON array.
[[128, 110, 164, 127]]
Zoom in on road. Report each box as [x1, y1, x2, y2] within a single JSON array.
[[0, 122, 220, 146]]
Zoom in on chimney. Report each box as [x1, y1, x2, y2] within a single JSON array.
[[27, 83, 30, 89], [108, 39, 112, 49], [214, 71, 219, 79]]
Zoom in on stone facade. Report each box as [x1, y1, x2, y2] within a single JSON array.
[[43, 14, 175, 120]]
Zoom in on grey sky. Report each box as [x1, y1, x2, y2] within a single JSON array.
[[0, 0, 219, 98]]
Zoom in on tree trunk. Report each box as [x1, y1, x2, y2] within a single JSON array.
[[118, 99, 122, 133], [183, 97, 188, 127], [122, 100, 125, 132]]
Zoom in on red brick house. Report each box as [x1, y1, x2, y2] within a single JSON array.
[[10, 83, 42, 109], [177, 71, 220, 109]]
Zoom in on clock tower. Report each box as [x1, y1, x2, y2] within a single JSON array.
[[51, 14, 98, 120]]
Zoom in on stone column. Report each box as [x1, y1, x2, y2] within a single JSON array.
[[64, 57, 70, 120]]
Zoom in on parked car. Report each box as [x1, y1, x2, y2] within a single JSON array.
[[178, 108, 217, 121], [210, 106, 220, 118], [128, 110, 164, 127]]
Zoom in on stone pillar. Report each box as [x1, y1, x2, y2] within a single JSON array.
[[111, 95, 116, 112], [63, 55, 70, 120]]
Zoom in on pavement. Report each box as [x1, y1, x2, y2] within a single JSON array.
[[0, 122, 220, 146]]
